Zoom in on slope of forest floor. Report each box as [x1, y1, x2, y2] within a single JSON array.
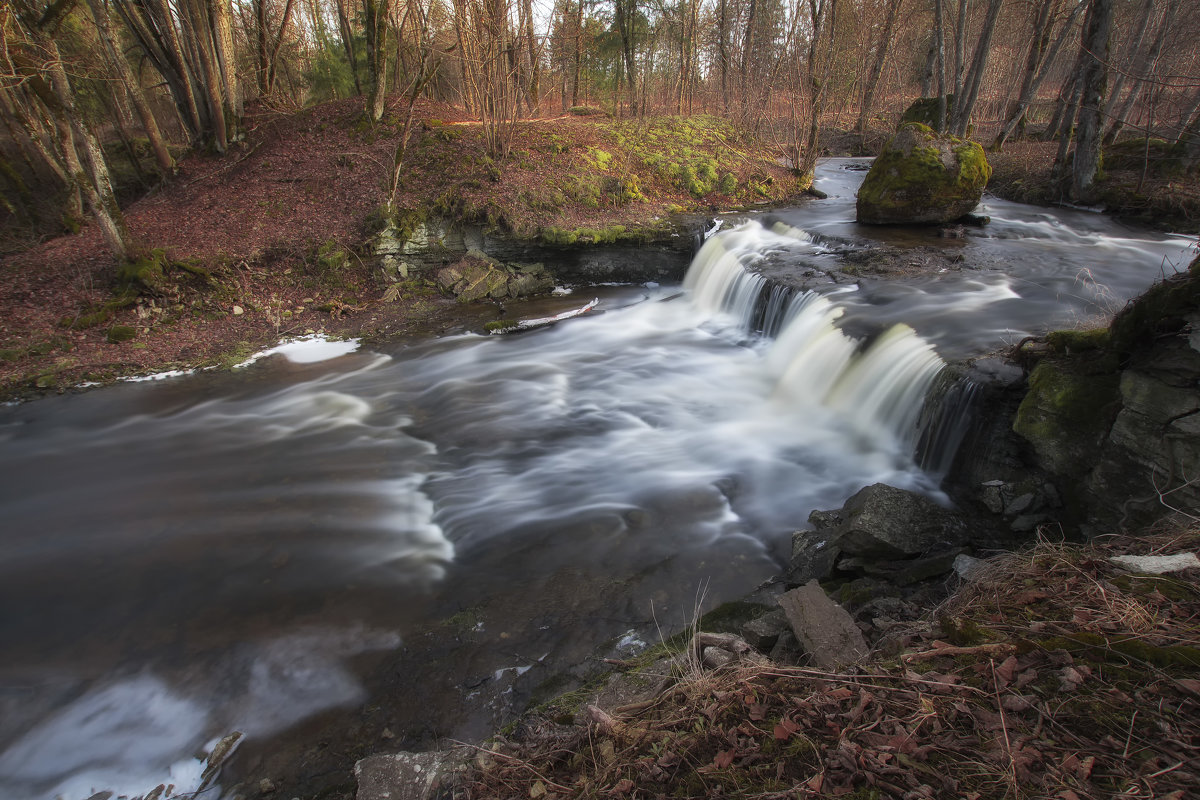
[[1, 98, 1197, 401], [465, 525, 1200, 799], [0, 97, 800, 400]]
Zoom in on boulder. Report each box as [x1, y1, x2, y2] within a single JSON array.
[[827, 483, 967, 559], [856, 123, 991, 225], [777, 581, 869, 669]]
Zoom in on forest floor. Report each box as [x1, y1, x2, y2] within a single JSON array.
[[464, 525, 1200, 800], [0, 98, 1197, 401], [0, 96, 800, 400]]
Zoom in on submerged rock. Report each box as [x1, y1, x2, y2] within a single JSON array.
[[856, 123, 991, 225], [355, 749, 473, 800]]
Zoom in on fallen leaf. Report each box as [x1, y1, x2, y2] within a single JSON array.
[[994, 655, 1019, 687], [747, 703, 767, 721], [774, 716, 801, 740], [712, 750, 734, 769], [1001, 694, 1034, 712], [610, 778, 634, 795]]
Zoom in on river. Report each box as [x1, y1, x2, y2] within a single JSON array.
[[0, 160, 1193, 800]]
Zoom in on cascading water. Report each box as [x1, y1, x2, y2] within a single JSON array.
[[2, 159, 1194, 800], [687, 221, 954, 466]]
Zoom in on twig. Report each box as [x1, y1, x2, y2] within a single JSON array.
[[902, 643, 1017, 662], [990, 659, 1018, 798]]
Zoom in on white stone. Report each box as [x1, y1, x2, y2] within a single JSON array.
[[1109, 553, 1200, 574]]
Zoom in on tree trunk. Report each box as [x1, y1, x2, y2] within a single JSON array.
[[521, 0, 540, 112], [952, 0, 968, 98], [993, 0, 1082, 150], [948, 0, 1002, 137], [571, 0, 582, 106], [933, 0, 948, 131], [210, 0, 240, 121], [335, 0, 363, 96], [364, 0, 392, 121], [266, 0, 297, 94], [1066, 0, 1112, 202], [856, 0, 904, 139], [614, 0, 638, 115], [87, 0, 175, 174], [1103, 0, 1179, 145]]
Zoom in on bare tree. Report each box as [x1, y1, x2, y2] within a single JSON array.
[[992, 0, 1083, 150], [4, 0, 134, 258]]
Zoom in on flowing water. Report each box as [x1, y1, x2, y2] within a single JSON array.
[[0, 160, 1194, 800]]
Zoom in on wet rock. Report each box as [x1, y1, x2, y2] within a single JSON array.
[[1109, 553, 1200, 574], [740, 609, 789, 652], [980, 480, 1009, 514], [823, 483, 967, 559], [354, 749, 472, 800], [777, 580, 869, 669], [1004, 492, 1038, 516], [856, 123, 991, 225], [786, 530, 843, 584]]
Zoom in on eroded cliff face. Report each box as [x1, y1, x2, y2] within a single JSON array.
[[1009, 257, 1200, 532]]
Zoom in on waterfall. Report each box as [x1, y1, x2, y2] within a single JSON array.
[[682, 221, 816, 336], [684, 222, 968, 467]]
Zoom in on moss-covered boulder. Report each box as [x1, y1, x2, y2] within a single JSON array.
[[856, 123, 991, 225], [898, 96, 955, 128]]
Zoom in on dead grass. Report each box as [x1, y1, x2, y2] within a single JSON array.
[[466, 526, 1200, 799]]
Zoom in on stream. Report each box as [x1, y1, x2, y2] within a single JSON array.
[[0, 160, 1194, 800]]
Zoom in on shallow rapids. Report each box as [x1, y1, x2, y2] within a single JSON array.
[[0, 159, 1194, 800]]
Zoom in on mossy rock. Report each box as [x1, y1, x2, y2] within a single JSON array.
[[1013, 359, 1121, 478], [898, 95, 955, 129], [106, 325, 138, 343], [856, 123, 991, 225], [1109, 257, 1200, 354], [118, 249, 168, 289]]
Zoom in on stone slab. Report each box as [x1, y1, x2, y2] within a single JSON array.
[[777, 580, 869, 670]]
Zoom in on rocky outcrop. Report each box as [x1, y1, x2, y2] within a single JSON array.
[[1010, 260, 1200, 531], [787, 483, 969, 587], [374, 213, 698, 289], [434, 251, 555, 302], [856, 123, 991, 225]]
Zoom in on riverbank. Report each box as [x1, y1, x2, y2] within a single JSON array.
[[450, 522, 1200, 799], [2, 102, 1196, 401], [0, 98, 797, 401]]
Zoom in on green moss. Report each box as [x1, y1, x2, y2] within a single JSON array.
[[858, 124, 991, 223], [695, 601, 773, 634], [1109, 259, 1200, 354], [106, 325, 137, 343], [117, 249, 168, 289], [588, 148, 613, 170], [939, 615, 997, 646], [485, 319, 520, 333], [1041, 632, 1200, 671], [315, 240, 349, 272], [1012, 359, 1121, 477], [1046, 327, 1110, 354]]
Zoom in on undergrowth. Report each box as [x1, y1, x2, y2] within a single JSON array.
[[465, 526, 1200, 799]]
